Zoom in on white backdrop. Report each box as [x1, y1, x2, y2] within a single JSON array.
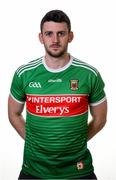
[[0, 0, 116, 179]]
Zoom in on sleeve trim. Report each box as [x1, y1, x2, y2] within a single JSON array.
[[10, 93, 25, 104], [90, 96, 107, 106]]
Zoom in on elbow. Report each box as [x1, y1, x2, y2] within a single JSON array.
[[103, 117, 107, 127], [98, 117, 107, 131], [101, 118, 107, 130]]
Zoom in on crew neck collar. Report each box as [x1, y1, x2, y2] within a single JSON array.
[[42, 55, 73, 73]]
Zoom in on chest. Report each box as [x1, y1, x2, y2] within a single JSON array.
[[24, 69, 90, 95], [24, 69, 90, 117]]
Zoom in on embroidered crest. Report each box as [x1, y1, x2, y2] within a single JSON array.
[[77, 161, 84, 170], [70, 80, 78, 90]]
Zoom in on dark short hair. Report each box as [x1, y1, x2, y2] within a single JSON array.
[[40, 10, 71, 32]]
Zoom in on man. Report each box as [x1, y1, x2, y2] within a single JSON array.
[[8, 10, 107, 179]]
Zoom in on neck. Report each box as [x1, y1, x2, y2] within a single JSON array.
[[44, 53, 70, 69]]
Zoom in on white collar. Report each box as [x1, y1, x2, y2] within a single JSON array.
[[42, 55, 73, 73]]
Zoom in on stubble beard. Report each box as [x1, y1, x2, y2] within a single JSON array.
[[45, 45, 68, 58]]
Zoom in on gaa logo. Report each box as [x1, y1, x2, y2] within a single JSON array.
[[70, 80, 78, 90], [29, 82, 42, 88]]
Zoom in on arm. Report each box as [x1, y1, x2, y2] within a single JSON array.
[[8, 95, 26, 140], [88, 100, 107, 141]]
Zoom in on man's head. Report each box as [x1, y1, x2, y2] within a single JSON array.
[[39, 10, 73, 58], [40, 10, 71, 33]]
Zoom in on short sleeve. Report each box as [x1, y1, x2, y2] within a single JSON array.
[[10, 71, 26, 103], [89, 72, 106, 106]]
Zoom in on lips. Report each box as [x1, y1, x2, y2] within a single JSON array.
[[50, 44, 61, 48]]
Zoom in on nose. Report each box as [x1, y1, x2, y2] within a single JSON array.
[[52, 33, 59, 43]]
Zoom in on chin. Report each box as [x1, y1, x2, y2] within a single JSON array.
[[47, 51, 65, 58]]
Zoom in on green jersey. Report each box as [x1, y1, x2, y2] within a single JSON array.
[[10, 56, 106, 179]]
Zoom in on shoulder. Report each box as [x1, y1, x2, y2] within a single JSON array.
[[15, 57, 43, 77], [71, 57, 99, 76]]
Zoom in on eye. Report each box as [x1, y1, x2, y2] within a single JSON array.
[[58, 31, 66, 37], [44, 31, 53, 36]]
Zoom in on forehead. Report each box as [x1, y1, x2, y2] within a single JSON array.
[[42, 21, 68, 32]]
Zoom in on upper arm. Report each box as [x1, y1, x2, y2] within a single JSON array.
[[90, 100, 107, 123], [10, 71, 26, 103], [88, 69, 107, 123], [8, 95, 25, 118]]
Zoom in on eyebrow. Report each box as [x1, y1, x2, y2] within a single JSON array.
[[44, 30, 67, 34]]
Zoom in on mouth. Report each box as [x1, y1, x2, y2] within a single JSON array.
[[50, 44, 61, 49]]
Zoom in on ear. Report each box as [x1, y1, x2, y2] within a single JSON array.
[[38, 33, 44, 44], [68, 32, 74, 43]]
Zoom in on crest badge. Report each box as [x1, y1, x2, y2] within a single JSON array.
[[70, 80, 78, 90], [77, 161, 84, 170]]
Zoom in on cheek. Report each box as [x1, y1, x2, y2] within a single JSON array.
[[61, 38, 69, 45]]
